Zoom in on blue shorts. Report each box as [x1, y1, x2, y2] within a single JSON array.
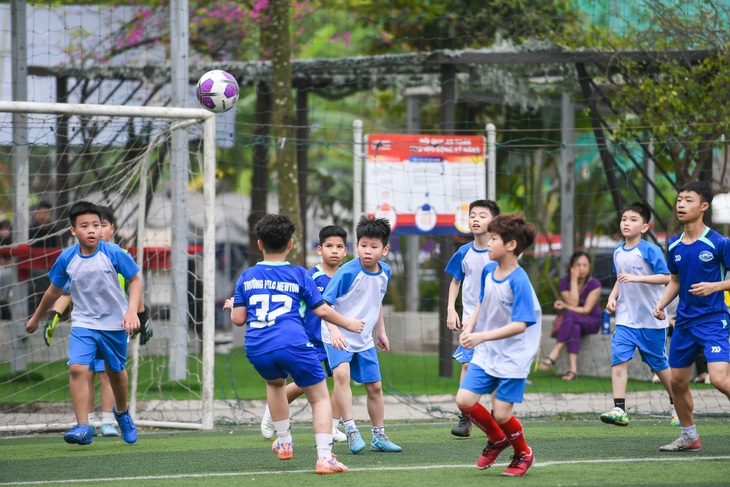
[[459, 364, 527, 404], [611, 325, 669, 372], [67, 327, 127, 373], [247, 344, 326, 388], [325, 344, 381, 384], [669, 321, 730, 368], [452, 345, 473, 364], [92, 359, 106, 373]]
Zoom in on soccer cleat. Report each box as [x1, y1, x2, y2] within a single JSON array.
[[659, 435, 702, 452], [451, 415, 472, 437], [502, 448, 535, 477], [345, 427, 366, 454], [63, 424, 93, 445], [476, 438, 509, 469], [371, 433, 402, 452], [113, 406, 138, 444], [100, 422, 120, 437], [333, 424, 347, 443], [600, 407, 629, 426], [43, 311, 60, 347], [260, 406, 275, 439], [272, 439, 293, 460], [89, 424, 98, 437], [669, 405, 680, 427], [316, 453, 349, 474]]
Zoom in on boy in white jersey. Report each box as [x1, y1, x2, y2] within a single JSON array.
[[224, 214, 363, 474], [259, 225, 349, 442], [456, 214, 540, 477], [322, 216, 402, 454], [601, 202, 677, 427], [446, 199, 500, 437], [26, 201, 141, 445], [654, 181, 730, 452]]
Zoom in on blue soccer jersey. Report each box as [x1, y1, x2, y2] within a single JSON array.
[[301, 264, 331, 349], [471, 262, 542, 378], [48, 240, 140, 331], [322, 258, 391, 352], [232, 261, 324, 356], [445, 242, 491, 321], [613, 240, 670, 329], [667, 228, 730, 328]]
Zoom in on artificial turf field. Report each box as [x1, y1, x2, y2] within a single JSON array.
[[2, 418, 730, 486]]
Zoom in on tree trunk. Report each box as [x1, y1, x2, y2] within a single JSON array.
[[270, 0, 302, 265]]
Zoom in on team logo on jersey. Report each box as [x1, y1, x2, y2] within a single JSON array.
[[699, 250, 713, 262], [675, 255, 681, 262]]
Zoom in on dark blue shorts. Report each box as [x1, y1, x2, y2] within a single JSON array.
[[247, 344, 326, 388], [669, 321, 730, 368]]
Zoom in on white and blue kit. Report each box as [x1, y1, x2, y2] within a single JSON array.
[[461, 262, 541, 404], [48, 240, 140, 372], [666, 228, 730, 367], [445, 242, 492, 363], [232, 261, 327, 387], [322, 258, 390, 383], [611, 240, 670, 370]]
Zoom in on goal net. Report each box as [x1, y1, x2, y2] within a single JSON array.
[[0, 101, 217, 432]]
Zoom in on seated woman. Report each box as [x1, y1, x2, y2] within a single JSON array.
[[539, 250, 602, 381]]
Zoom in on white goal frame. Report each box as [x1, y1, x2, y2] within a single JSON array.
[[0, 101, 218, 431]]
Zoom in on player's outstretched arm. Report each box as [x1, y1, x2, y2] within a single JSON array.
[[223, 297, 247, 326], [314, 303, 364, 334], [654, 275, 679, 319], [26, 284, 64, 334]]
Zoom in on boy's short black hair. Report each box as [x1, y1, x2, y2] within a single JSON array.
[[68, 201, 101, 227], [255, 214, 296, 253], [319, 225, 347, 246], [469, 199, 500, 217], [97, 205, 116, 226], [356, 216, 390, 247], [678, 180, 713, 205], [622, 201, 652, 224], [487, 213, 536, 256]]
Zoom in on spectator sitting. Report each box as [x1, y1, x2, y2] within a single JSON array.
[[539, 250, 602, 380]]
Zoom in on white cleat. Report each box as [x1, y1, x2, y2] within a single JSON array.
[[260, 405, 275, 440]]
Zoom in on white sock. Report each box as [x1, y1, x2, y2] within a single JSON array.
[[332, 418, 341, 430], [315, 433, 333, 458], [102, 412, 115, 424], [343, 418, 356, 430], [88, 412, 95, 424], [681, 425, 698, 440], [372, 425, 385, 437], [273, 419, 292, 444]]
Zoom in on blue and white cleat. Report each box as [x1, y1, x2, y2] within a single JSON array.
[[345, 426, 366, 454], [63, 424, 93, 445], [113, 406, 138, 444], [371, 433, 402, 452]]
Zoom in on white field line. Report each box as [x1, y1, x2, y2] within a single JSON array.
[[1, 455, 730, 486]]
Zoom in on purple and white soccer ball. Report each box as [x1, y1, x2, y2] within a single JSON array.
[[196, 70, 239, 113]]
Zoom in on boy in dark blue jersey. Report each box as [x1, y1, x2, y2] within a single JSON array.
[[259, 225, 349, 442], [654, 181, 730, 452], [224, 214, 363, 474]]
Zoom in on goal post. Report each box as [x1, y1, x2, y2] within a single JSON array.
[[0, 100, 217, 432]]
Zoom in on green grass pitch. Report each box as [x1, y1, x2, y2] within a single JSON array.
[[2, 418, 730, 486]]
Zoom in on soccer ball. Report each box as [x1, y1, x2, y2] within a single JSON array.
[[196, 70, 239, 113]]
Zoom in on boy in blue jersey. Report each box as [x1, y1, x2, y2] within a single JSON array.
[[323, 216, 402, 454], [446, 199, 500, 437], [259, 225, 349, 443], [602, 202, 677, 427], [224, 214, 363, 474], [654, 181, 730, 452], [25, 201, 141, 445], [456, 214, 540, 477]]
